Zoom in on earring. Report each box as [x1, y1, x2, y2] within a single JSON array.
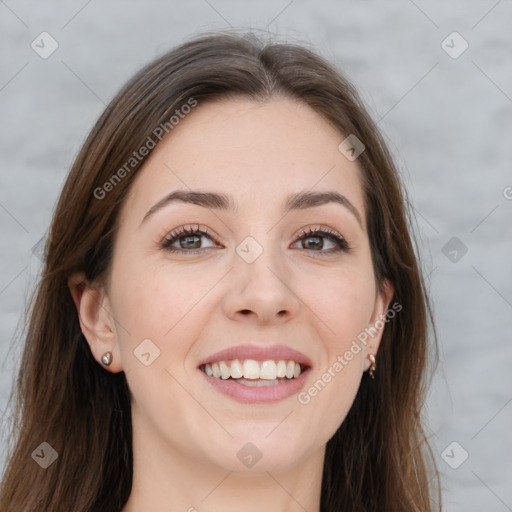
[[368, 354, 376, 379], [101, 351, 112, 366]]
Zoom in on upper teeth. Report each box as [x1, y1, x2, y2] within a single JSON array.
[[203, 359, 302, 380]]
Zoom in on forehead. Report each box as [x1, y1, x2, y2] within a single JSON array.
[[121, 96, 366, 222]]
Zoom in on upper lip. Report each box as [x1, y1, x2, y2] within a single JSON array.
[[198, 344, 312, 368]]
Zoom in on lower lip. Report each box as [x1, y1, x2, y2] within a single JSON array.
[[200, 369, 310, 404]]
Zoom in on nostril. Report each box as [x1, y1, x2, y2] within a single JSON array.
[[240, 309, 252, 315]]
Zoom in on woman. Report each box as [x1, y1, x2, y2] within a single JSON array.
[[0, 31, 440, 511]]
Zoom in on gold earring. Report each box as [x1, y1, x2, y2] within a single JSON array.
[[101, 351, 112, 366], [368, 354, 376, 379]]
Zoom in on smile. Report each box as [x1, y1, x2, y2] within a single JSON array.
[[200, 359, 304, 384], [198, 345, 312, 403]]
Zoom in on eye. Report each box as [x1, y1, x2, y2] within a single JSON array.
[[161, 225, 219, 253], [160, 224, 350, 255], [291, 226, 350, 254]]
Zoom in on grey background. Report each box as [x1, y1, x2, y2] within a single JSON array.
[[1, 1, 511, 510]]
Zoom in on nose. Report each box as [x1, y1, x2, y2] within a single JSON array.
[[223, 247, 301, 326]]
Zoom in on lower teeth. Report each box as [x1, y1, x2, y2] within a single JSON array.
[[232, 378, 291, 387]]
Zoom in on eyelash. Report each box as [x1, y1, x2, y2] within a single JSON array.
[[160, 224, 350, 255]]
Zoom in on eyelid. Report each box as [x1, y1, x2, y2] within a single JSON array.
[[160, 223, 351, 254], [160, 224, 223, 251], [296, 224, 344, 241], [293, 224, 350, 253]]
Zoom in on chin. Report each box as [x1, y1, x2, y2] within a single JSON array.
[[202, 431, 320, 474]]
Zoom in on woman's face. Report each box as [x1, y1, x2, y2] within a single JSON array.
[[96, 97, 392, 473]]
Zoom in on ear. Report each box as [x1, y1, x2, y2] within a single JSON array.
[[68, 272, 123, 373], [363, 278, 395, 371]]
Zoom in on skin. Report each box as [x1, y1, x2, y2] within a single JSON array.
[[70, 96, 393, 511]]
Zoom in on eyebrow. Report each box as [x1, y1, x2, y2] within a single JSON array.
[[140, 189, 363, 228]]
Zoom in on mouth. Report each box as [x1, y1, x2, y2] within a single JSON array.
[[197, 345, 312, 403], [200, 359, 308, 386]]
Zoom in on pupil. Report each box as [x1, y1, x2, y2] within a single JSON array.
[[181, 235, 201, 249], [178, 234, 325, 250], [304, 236, 323, 250]]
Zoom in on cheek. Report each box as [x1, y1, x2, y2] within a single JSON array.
[[108, 259, 218, 430], [294, 267, 374, 432], [303, 263, 376, 340], [112, 256, 192, 331], [109, 257, 225, 368]]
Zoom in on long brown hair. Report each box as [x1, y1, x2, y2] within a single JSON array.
[[0, 31, 440, 511]]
